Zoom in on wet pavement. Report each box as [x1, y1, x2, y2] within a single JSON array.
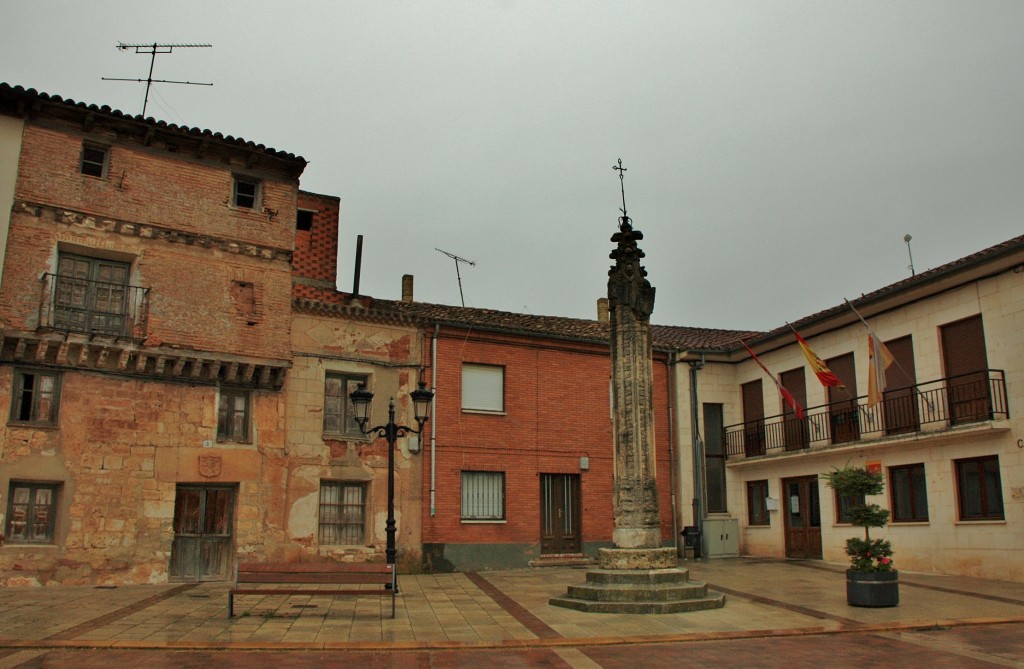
[[1, 558, 1022, 667]]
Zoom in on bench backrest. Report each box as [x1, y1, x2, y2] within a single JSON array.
[[235, 562, 395, 586]]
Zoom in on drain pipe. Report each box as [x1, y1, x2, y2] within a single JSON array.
[[666, 355, 679, 556], [430, 324, 439, 516], [689, 356, 706, 558]]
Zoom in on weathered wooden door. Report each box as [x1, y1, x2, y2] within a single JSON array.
[[540, 474, 581, 554], [169, 485, 234, 581], [782, 476, 822, 559]]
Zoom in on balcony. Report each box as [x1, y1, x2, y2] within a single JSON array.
[[38, 273, 149, 340], [724, 370, 1009, 459]]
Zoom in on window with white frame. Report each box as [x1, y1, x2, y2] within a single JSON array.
[[318, 481, 366, 545], [80, 143, 109, 178], [461, 471, 505, 520], [324, 373, 369, 437], [232, 176, 260, 209], [461, 364, 504, 412]]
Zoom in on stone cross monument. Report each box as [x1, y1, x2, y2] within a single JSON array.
[[607, 160, 661, 551], [550, 161, 724, 612]]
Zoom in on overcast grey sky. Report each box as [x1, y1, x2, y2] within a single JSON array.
[[3, 1, 1022, 330]]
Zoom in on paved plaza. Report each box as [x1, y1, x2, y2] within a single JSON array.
[[1, 558, 1023, 667]]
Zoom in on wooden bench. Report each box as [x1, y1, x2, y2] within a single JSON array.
[[228, 562, 396, 618]]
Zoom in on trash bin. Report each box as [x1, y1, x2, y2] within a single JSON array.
[[681, 526, 701, 559]]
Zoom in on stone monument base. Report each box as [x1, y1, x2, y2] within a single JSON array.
[[549, 547, 725, 614]]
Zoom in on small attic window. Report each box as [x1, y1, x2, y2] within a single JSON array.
[[80, 144, 109, 178], [233, 177, 260, 209], [297, 210, 314, 231]]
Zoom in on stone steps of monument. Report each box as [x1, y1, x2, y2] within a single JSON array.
[[567, 581, 711, 602], [548, 591, 726, 614], [584, 567, 694, 586]]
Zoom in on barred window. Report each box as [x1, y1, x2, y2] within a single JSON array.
[[318, 481, 366, 545], [461, 471, 505, 520]]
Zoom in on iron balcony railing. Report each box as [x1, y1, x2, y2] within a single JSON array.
[[724, 369, 1008, 458], [39, 273, 150, 340]]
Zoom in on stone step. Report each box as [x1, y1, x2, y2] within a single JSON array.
[[567, 581, 710, 602], [529, 556, 597, 569], [584, 568, 693, 586], [548, 591, 726, 614]]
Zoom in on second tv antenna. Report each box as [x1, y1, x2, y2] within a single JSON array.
[[436, 248, 476, 307], [103, 42, 213, 117]]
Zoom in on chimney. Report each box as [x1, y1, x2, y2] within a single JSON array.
[[402, 274, 414, 302], [597, 297, 609, 323]]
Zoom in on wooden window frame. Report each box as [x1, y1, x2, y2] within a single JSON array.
[[80, 143, 109, 178], [232, 176, 261, 209], [889, 463, 929, 522], [323, 372, 369, 437], [955, 455, 1004, 521], [217, 388, 251, 443], [318, 480, 367, 545], [746, 480, 770, 526], [9, 368, 61, 426], [5, 481, 60, 544], [834, 490, 865, 524], [461, 471, 505, 521]]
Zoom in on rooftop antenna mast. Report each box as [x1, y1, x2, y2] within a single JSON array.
[[435, 248, 476, 307], [904, 234, 916, 276], [103, 42, 213, 117]]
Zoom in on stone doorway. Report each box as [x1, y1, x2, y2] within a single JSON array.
[[782, 476, 822, 559], [540, 474, 581, 555], [169, 484, 235, 581]]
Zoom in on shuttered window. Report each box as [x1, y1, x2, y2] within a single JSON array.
[[461, 471, 505, 520], [884, 335, 920, 434], [941, 315, 990, 424], [780, 368, 808, 451], [461, 364, 504, 412], [741, 380, 765, 457], [826, 353, 859, 444]]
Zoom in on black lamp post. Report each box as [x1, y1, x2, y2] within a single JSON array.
[[349, 381, 434, 569]]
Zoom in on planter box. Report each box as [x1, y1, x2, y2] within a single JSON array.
[[846, 569, 899, 607]]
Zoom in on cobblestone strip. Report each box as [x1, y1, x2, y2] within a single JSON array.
[[464, 572, 562, 640]]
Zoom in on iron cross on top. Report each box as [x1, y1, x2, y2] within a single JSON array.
[[613, 158, 631, 229]]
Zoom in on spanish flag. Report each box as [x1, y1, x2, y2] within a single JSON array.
[[791, 329, 845, 389], [742, 340, 806, 419]]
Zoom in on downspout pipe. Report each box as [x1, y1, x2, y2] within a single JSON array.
[[689, 356, 706, 558], [430, 324, 439, 516]]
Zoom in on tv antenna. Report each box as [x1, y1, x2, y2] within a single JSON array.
[[103, 42, 213, 117], [435, 248, 476, 307]]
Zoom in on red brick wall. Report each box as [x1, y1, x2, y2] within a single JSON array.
[[422, 328, 676, 549], [0, 125, 296, 360], [293, 191, 340, 287], [15, 126, 298, 250]]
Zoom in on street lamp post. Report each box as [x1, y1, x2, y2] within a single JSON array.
[[349, 381, 434, 570]]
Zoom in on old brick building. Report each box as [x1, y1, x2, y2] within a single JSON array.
[[0, 84, 303, 584]]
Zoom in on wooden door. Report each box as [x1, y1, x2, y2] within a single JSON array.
[[169, 485, 234, 581], [783, 476, 822, 559], [780, 369, 809, 451], [540, 474, 581, 554], [883, 335, 920, 434], [941, 315, 991, 424], [826, 353, 859, 444], [741, 380, 765, 457]]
